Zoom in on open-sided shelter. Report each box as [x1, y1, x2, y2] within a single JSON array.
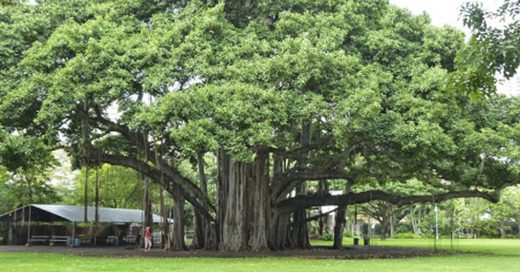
[[0, 204, 168, 246]]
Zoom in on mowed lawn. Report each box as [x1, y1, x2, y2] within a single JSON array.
[[0, 239, 519, 272]]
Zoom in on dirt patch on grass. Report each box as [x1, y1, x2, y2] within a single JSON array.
[[0, 245, 445, 259]]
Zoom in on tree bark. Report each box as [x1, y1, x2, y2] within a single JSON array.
[[288, 183, 311, 249], [160, 187, 170, 250], [248, 149, 269, 251], [192, 151, 208, 249], [333, 205, 346, 249], [318, 180, 329, 237], [171, 185, 187, 251], [216, 150, 230, 250], [142, 177, 153, 248], [220, 160, 250, 251], [268, 154, 288, 250]]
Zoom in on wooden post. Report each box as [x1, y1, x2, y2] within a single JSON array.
[[72, 222, 76, 247], [84, 166, 89, 223], [26, 206, 31, 246], [94, 165, 100, 246], [8, 221, 12, 245]]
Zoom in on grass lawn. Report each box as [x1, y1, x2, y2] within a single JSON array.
[[1, 239, 519, 272]]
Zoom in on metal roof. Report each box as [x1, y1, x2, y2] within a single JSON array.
[[0, 204, 170, 223]]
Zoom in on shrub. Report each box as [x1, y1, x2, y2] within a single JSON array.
[[393, 233, 422, 239], [322, 232, 333, 241]]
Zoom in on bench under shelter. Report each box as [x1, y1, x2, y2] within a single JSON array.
[[0, 204, 169, 247]]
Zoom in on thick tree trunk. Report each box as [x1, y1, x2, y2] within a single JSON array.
[[248, 149, 270, 251], [216, 150, 230, 250], [171, 186, 187, 251], [217, 150, 270, 251], [333, 205, 346, 249], [269, 210, 290, 250], [192, 151, 208, 249], [159, 187, 170, 250], [220, 160, 250, 251]]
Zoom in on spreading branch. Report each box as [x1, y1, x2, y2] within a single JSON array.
[[276, 189, 500, 215]]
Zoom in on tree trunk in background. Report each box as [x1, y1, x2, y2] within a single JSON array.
[[286, 122, 312, 249], [82, 99, 89, 224], [318, 180, 329, 237], [380, 217, 390, 240], [333, 205, 346, 248], [84, 165, 89, 223], [390, 213, 395, 238], [288, 183, 311, 249], [268, 154, 288, 250], [142, 177, 153, 248], [171, 185, 187, 251], [499, 222, 506, 239]]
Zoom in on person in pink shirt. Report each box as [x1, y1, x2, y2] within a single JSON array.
[[144, 226, 152, 252]]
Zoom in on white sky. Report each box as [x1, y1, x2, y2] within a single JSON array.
[[389, 0, 519, 96], [389, 0, 503, 29]]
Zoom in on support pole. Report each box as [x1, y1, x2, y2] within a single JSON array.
[[94, 164, 100, 246], [72, 222, 76, 247], [84, 166, 89, 223], [433, 202, 438, 252], [435, 204, 439, 240], [26, 206, 31, 246]]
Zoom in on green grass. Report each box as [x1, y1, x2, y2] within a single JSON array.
[[1, 239, 519, 272], [313, 238, 520, 255]]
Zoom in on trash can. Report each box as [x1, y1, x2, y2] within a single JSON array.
[[74, 238, 81, 247], [363, 238, 370, 246], [112, 237, 119, 246], [353, 238, 359, 246]]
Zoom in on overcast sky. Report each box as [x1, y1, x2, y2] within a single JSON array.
[[389, 0, 503, 29], [389, 0, 519, 96]]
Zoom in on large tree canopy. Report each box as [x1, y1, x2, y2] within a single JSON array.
[[1, 0, 519, 251]]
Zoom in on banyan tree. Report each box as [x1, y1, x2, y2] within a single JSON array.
[[0, 0, 519, 251]]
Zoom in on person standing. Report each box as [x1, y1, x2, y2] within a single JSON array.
[[144, 226, 152, 252]]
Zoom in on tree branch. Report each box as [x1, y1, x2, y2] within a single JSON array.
[[276, 189, 500, 215], [86, 148, 216, 222]]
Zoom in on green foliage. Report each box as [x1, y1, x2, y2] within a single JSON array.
[[64, 164, 156, 210], [392, 233, 421, 239], [450, 0, 520, 96], [322, 232, 333, 241]]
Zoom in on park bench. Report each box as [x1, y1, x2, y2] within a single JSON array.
[[124, 235, 138, 244], [49, 235, 71, 246], [27, 235, 49, 245]]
